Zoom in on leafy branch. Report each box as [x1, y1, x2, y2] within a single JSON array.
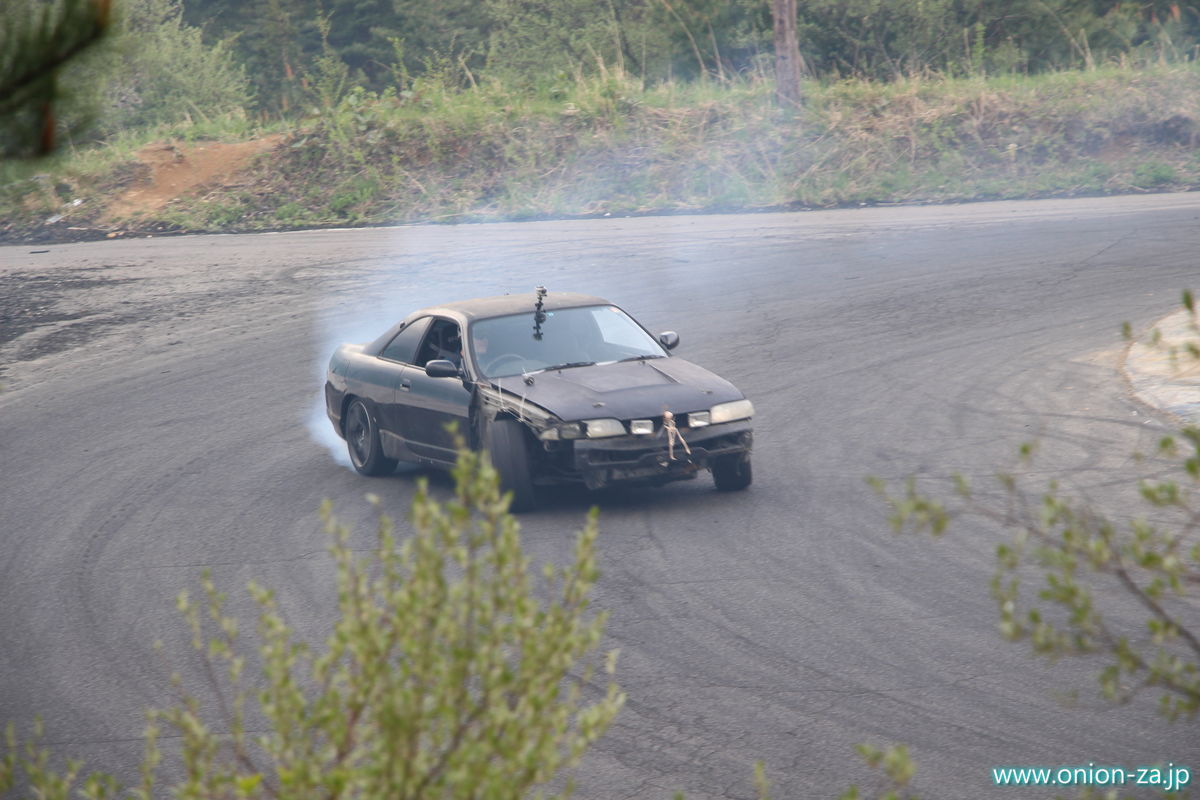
[[872, 292, 1200, 722]]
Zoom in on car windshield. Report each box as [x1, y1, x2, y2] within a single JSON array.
[[470, 305, 667, 378]]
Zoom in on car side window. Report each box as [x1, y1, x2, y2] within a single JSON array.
[[380, 317, 431, 364], [414, 319, 463, 368]]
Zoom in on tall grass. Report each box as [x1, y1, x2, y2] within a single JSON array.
[[3, 63, 1198, 239]]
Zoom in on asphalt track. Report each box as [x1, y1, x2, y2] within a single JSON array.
[[2, 195, 1200, 799]]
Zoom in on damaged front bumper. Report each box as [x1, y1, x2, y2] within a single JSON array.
[[545, 419, 753, 489]]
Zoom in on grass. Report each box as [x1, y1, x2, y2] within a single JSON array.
[[3, 63, 1199, 240]]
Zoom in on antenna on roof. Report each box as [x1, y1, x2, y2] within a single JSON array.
[[533, 286, 548, 340]]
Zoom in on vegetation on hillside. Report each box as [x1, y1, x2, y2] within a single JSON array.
[[174, 0, 1200, 115], [4, 63, 1197, 241], [1, 0, 1198, 239]]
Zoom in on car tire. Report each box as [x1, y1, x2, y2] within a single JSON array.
[[344, 398, 397, 476], [712, 453, 752, 491], [485, 418, 539, 512]]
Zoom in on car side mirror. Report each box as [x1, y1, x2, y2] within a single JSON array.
[[658, 331, 680, 350], [425, 359, 460, 378]]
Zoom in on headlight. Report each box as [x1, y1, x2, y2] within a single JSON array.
[[709, 399, 754, 424], [539, 422, 584, 441], [629, 419, 655, 435], [584, 418, 625, 438], [687, 411, 711, 428]]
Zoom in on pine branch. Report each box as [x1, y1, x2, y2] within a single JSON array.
[[0, 0, 112, 156]]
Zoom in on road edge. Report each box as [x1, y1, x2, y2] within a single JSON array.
[[1123, 309, 1200, 426]]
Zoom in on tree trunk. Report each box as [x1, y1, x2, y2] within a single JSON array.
[[771, 0, 804, 106]]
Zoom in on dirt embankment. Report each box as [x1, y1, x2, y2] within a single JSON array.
[[105, 136, 283, 220], [2, 135, 285, 244], [3, 65, 1199, 244]]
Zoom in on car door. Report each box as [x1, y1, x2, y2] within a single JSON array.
[[395, 317, 472, 463], [373, 316, 432, 456], [342, 356, 407, 439]]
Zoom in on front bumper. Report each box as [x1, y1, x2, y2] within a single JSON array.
[[556, 419, 753, 489]]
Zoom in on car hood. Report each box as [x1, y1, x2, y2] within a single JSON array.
[[488, 357, 744, 421]]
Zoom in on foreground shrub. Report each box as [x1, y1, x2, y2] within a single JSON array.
[[1, 445, 624, 798]]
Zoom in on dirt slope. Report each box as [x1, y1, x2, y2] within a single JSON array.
[[105, 136, 283, 220]]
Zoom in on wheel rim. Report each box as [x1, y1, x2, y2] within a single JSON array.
[[347, 403, 370, 466]]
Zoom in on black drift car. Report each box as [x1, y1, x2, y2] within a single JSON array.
[[324, 291, 754, 510]]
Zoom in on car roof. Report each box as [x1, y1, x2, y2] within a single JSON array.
[[364, 292, 617, 357], [416, 292, 611, 321]]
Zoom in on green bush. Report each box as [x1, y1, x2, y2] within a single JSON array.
[[1132, 160, 1177, 188], [94, 0, 251, 134], [1, 446, 624, 798]]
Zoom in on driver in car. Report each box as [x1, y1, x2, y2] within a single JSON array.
[[444, 329, 464, 368]]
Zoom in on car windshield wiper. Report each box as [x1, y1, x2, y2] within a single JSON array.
[[538, 361, 596, 372], [617, 354, 665, 362]]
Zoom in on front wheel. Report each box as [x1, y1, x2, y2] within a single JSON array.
[[344, 399, 397, 476], [712, 453, 752, 491], [485, 418, 539, 511]]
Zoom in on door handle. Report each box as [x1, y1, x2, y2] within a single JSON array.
[[399, 379, 411, 391]]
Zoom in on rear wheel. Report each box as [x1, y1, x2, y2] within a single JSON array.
[[712, 453, 752, 491], [485, 418, 539, 511], [344, 399, 397, 476]]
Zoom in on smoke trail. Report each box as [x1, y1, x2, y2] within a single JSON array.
[[304, 224, 560, 470]]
